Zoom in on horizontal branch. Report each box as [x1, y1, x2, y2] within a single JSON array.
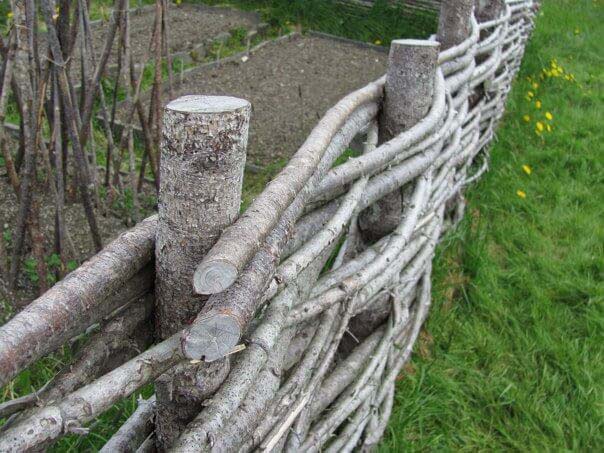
[[0, 333, 181, 451], [0, 216, 157, 386], [193, 78, 384, 295]]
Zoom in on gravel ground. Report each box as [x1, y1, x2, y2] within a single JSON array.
[[121, 33, 388, 165]]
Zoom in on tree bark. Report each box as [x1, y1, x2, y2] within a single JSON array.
[[100, 395, 157, 453], [192, 79, 383, 295], [359, 40, 440, 243], [154, 95, 250, 450], [437, 0, 475, 51], [0, 217, 156, 386]]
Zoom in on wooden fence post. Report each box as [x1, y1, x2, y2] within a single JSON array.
[[154, 95, 251, 450], [359, 39, 440, 243], [353, 39, 439, 341], [474, 0, 504, 24], [437, 0, 475, 223], [437, 0, 474, 51]]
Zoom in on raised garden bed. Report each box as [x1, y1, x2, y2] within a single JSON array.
[[117, 32, 388, 166], [3, 3, 264, 139]]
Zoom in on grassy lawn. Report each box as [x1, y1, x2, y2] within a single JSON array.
[[381, 0, 604, 450]]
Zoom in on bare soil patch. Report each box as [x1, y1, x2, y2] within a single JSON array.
[[50, 3, 260, 81], [0, 162, 151, 305], [119, 33, 388, 165]]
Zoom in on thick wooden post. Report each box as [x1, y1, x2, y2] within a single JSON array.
[[354, 39, 439, 338], [437, 0, 475, 51], [359, 39, 440, 243], [474, 0, 504, 24], [438, 0, 475, 223], [154, 95, 250, 450]]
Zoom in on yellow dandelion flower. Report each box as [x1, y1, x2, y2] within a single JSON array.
[[532, 82, 539, 90], [7, 12, 13, 19], [516, 190, 527, 199], [535, 100, 542, 109], [522, 165, 532, 175], [523, 115, 531, 123], [536, 121, 544, 132], [546, 124, 553, 132], [374, 39, 382, 45], [574, 28, 580, 35], [545, 112, 553, 120], [527, 91, 534, 98]]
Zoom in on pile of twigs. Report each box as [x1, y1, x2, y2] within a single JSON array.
[[0, 0, 537, 451]]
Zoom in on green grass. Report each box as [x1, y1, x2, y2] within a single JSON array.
[[380, 0, 604, 450], [195, 0, 437, 43]]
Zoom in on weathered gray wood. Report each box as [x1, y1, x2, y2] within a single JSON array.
[[437, 0, 475, 50], [359, 39, 440, 243], [0, 333, 183, 452], [155, 95, 250, 338], [474, 0, 504, 23], [357, 39, 439, 340], [437, 0, 475, 223], [40, 296, 155, 406], [0, 217, 157, 387], [100, 395, 157, 453], [192, 80, 383, 295], [154, 95, 250, 450], [0, 0, 539, 449]]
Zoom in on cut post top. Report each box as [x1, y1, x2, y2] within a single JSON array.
[[166, 95, 250, 114], [390, 39, 440, 48]]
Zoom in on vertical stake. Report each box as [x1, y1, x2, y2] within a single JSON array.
[[154, 95, 250, 450], [359, 39, 440, 243], [437, 0, 475, 51]]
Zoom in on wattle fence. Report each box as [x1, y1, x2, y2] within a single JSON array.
[[0, 1, 537, 451]]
